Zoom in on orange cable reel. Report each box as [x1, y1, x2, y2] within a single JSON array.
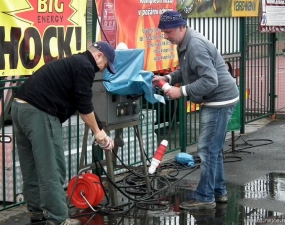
[[67, 173, 104, 209]]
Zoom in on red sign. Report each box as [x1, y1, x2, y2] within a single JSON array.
[[95, 0, 179, 72]]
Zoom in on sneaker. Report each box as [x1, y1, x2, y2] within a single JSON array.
[[44, 218, 81, 225], [30, 211, 46, 222], [180, 199, 216, 210], [215, 195, 228, 203]]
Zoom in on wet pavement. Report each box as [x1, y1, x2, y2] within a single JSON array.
[[2, 118, 285, 225]]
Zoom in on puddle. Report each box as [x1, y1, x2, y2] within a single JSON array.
[[245, 172, 285, 201], [3, 172, 285, 224], [69, 172, 285, 225]]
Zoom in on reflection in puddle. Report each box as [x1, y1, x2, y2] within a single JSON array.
[[241, 172, 285, 224], [245, 172, 285, 201], [72, 172, 285, 225]]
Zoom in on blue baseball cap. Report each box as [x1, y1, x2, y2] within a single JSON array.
[[93, 41, 116, 74], [158, 11, 187, 29]]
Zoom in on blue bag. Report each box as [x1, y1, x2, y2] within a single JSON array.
[[175, 152, 195, 167]]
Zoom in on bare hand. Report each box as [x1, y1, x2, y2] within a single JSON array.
[[164, 86, 182, 99]]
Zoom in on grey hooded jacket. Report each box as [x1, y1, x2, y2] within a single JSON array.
[[167, 27, 239, 106]]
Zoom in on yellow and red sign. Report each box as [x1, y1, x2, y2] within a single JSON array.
[[94, 0, 179, 72], [0, 0, 87, 76]]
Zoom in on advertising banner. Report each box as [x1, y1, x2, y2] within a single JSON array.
[[95, 0, 179, 72], [95, 0, 259, 72], [0, 0, 87, 77], [178, 0, 260, 18], [259, 0, 285, 33]]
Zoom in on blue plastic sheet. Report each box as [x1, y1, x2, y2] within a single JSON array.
[[103, 49, 165, 104], [175, 152, 195, 167]]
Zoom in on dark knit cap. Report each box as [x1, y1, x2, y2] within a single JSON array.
[[158, 11, 187, 29]]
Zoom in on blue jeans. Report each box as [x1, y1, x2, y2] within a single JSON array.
[[195, 104, 237, 202]]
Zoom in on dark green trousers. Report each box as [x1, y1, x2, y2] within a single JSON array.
[[11, 101, 68, 223]]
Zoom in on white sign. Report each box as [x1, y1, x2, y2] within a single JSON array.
[[259, 0, 285, 33]]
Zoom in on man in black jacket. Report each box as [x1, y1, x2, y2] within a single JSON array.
[[11, 41, 115, 225]]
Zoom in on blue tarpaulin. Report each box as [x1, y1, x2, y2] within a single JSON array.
[[103, 49, 165, 104]]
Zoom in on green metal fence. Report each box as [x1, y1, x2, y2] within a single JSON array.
[[238, 17, 275, 132], [244, 17, 275, 123], [274, 32, 285, 113]]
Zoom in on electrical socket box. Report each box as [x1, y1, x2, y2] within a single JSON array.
[[92, 72, 140, 126]]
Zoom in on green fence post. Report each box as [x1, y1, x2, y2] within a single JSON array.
[[270, 33, 276, 114], [179, 97, 187, 152], [239, 18, 247, 134]]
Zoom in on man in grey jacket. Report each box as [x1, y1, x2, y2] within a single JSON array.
[[152, 11, 239, 209]]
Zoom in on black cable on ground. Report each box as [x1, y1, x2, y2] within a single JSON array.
[[224, 135, 274, 154], [87, 136, 271, 216], [222, 134, 273, 163], [69, 95, 276, 218], [92, 150, 166, 203], [136, 202, 169, 210], [80, 144, 201, 215], [222, 155, 243, 163]]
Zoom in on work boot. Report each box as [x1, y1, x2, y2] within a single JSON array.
[[215, 195, 228, 203], [30, 211, 46, 223], [44, 218, 81, 225], [180, 199, 216, 210]]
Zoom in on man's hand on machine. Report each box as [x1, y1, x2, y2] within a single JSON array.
[[152, 75, 167, 86], [94, 130, 114, 151]]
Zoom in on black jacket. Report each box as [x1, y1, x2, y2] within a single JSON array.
[[16, 51, 99, 123]]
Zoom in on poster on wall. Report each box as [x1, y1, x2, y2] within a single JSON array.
[[95, 0, 179, 72], [0, 0, 87, 77], [94, 0, 260, 72], [259, 0, 285, 33], [178, 0, 259, 18]]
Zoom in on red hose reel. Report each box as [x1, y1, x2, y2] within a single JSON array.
[[67, 173, 104, 209]]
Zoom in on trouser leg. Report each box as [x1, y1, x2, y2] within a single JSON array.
[[195, 105, 236, 202], [11, 101, 68, 222], [11, 102, 41, 212]]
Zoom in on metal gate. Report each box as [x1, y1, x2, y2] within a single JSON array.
[[275, 32, 285, 113], [240, 17, 275, 126]]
